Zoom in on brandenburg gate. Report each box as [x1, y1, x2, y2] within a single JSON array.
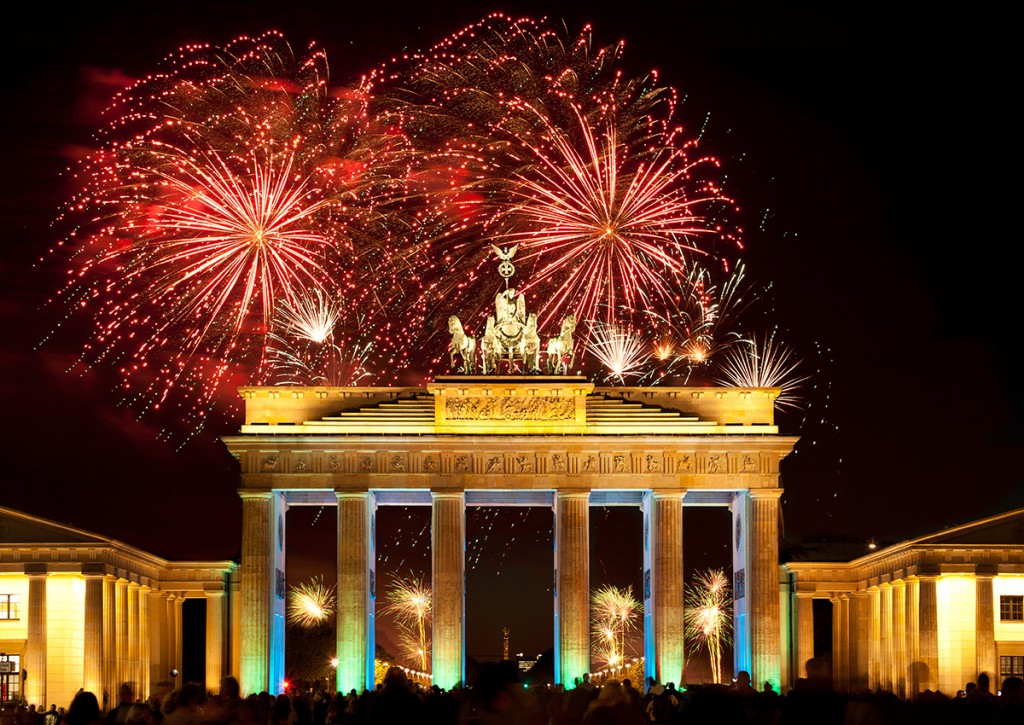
[[222, 376, 797, 694]]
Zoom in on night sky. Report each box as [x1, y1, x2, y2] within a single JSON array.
[[1, 3, 1018, 668]]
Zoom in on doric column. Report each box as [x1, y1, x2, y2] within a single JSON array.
[[25, 569, 47, 707], [83, 574, 104, 697], [829, 596, 844, 688], [748, 489, 782, 691], [166, 594, 179, 679], [868, 586, 880, 690], [128, 582, 140, 691], [794, 592, 815, 680], [555, 491, 590, 686], [918, 575, 939, 692], [205, 590, 226, 693], [976, 575, 997, 681], [337, 491, 374, 693], [839, 595, 851, 690], [116, 578, 129, 688], [148, 590, 168, 688], [431, 491, 465, 690], [103, 575, 117, 706], [879, 583, 892, 692], [651, 491, 685, 686], [138, 586, 151, 700], [173, 596, 184, 680], [905, 577, 920, 698], [239, 491, 274, 694], [849, 591, 869, 691], [892, 581, 907, 699]]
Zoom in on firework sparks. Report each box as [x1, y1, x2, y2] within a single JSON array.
[[369, 14, 741, 351], [288, 577, 336, 627], [278, 289, 342, 344], [49, 31, 412, 435], [586, 322, 649, 383], [381, 575, 432, 671], [505, 108, 728, 330], [591, 585, 641, 669], [716, 330, 807, 409], [644, 262, 751, 381], [684, 568, 733, 684]]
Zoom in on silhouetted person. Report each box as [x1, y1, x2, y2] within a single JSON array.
[[369, 667, 423, 724], [65, 693, 102, 725], [105, 685, 133, 725], [583, 680, 643, 725], [733, 671, 755, 697]]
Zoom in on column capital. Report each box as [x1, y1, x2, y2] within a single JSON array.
[[430, 490, 466, 501], [336, 490, 371, 500], [24, 563, 48, 576], [239, 490, 274, 500], [747, 488, 783, 501], [204, 589, 226, 600], [794, 590, 816, 600], [651, 489, 686, 501], [891, 579, 906, 589], [555, 490, 590, 500]]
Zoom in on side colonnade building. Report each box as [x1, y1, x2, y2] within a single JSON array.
[[222, 377, 798, 695], [0, 508, 237, 708], [785, 508, 1024, 697]]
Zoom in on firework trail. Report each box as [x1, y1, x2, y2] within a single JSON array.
[[644, 262, 752, 382], [370, 14, 741, 351], [46, 18, 759, 425], [684, 568, 733, 684], [288, 577, 336, 627], [381, 575, 432, 671], [591, 584, 641, 669], [715, 330, 807, 409], [587, 322, 649, 383], [48, 31, 412, 435]]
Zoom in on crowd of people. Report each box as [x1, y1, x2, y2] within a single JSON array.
[[3, 664, 1024, 725]]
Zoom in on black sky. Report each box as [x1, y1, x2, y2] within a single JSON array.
[[1, 2, 1018, 663]]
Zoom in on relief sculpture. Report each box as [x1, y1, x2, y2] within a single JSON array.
[[445, 396, 574, 421]]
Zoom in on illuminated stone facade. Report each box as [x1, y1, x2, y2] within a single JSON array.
[[223, 378, 797, 694], [785, 508, 1024, 696], [0, 507, 236, 707]]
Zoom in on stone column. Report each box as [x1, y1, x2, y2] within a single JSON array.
[[555, 491, 590, 686], [748, 489, 782, 691], [84, 574, 105, 697], [918, 576, 939, 692], [138, 586, 151, 700], [239, 491, 273, 694], [103, 575, 117, 707], [25, 570, 47, 707], [128, 582, 140, 691], [839, 595, 851, 690], [849, 591, 869, 691], [116, 579, 129, 688], [794, 592, 815, 680], [905, 577, 920, 698], [206, 590, 226, 693], [431, 491, 465, 690], [879, 583, 892, 693], [173, 597, 184, 681], [976, 575, 997, 681], [830, 596, 844, 688], [148, 590, 167, 688], [166, 594, 179, 680], [651, 491, 685, 686], [337, 492, 374, 693], [868, 586, 880, 691], [892, 581, 907, 699]]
